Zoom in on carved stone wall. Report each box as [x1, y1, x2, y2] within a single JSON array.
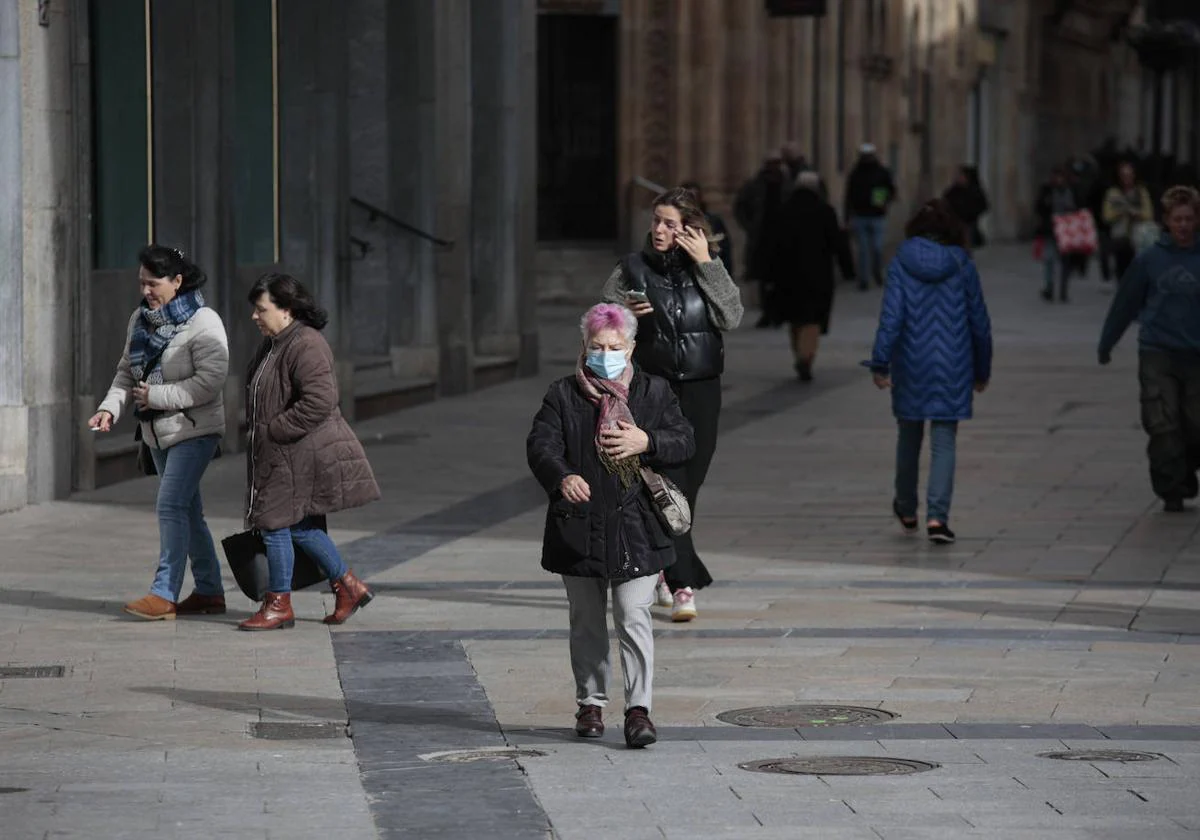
[[613, 0, 1146, 247]]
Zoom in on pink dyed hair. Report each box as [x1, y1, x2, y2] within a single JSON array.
[[580, 303, 638, 344]]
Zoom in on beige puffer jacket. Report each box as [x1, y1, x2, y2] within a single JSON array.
[[98, 307, 229, 449]]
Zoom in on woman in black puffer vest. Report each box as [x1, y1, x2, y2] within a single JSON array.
[[602, 187, 745, 621]]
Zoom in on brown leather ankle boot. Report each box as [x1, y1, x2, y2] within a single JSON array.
[[238, 592, 295, 631], [324, 571, 373, 625]]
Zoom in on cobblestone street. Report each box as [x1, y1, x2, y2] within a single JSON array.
[[2, 245, 1198, 839]]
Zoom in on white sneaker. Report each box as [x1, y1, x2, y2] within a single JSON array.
[[671, 587, 697, 622], [654, 573, 673, 608]]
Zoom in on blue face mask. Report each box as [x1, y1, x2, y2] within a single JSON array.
[[586, 350, 628, 380]]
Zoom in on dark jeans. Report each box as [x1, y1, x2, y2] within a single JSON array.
[[662, 377, 721, 592], [1114, 238, 1136, 284], [1138, 350, 1200, 502]]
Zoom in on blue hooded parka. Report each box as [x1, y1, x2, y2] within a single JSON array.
[[865, 237, 993, 421]]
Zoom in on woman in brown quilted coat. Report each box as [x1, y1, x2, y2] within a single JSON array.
[[240, 273, 381, 631]]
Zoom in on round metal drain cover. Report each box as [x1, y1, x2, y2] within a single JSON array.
[[1038, 750, 1163, 763], [419, 747, 549, 764], [716, 705, 898, 728], [739, 757, 939, 776]]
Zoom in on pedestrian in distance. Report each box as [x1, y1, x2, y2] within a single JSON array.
[[1104, 160, 1156, 282], [733, 152, 789, 326], [844, 142, 896, 290], [526, 303, 696, 748], [943, 165, 990, 250], [90, 245, 230, 621], [240, 273, 380, 630], [865, 199, 993, 545], [1034, 166, 1085, 302], [602, 187, 745, 621], [766, 170, 855, 381], [1098, 186, 1200, 512], [680, 180, 734, 278]]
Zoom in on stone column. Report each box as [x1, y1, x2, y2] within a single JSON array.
[[71, 0, 96, 490], [153, 0, 240, 447], [514, 0, 539, 377], [385, 0, 437, 380], [346, 0, 391, 359], [431, 0, 473, 396], [0, 0, 25, 509], [470, 0, 520, 360], [20, 0, 78, 502], [279, 0, 352, 410]]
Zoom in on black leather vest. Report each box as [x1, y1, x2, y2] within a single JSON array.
[[623, 250, 724, 381]]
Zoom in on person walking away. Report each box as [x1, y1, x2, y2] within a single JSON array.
[[943, 165, 990, 250], [844, 142, 896, 290], [681, 180, 734, 278], [1098, 186, 1200, 512], [1104, 160, 1156, 282], [241, 273, 380, 630], [527, 303, 695, 747], [1034, 167, 1083, 302], [767, 171, 856, 381], [781, 140, 829, 201], [90, 246, 229, 621], [733, 153, 788, 326], [602, 187, 745, 621], [865, 200, 993, 545], [1087, 155, 1117, 282]]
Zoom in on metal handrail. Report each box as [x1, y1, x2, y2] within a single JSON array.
[[349, 196, 454, 248], [631, 175, 668, 195]]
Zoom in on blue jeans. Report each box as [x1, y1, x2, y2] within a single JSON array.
[[261, 516, 347, 594], [851, 215, 886, 289], [894, 420, 958, 524], [149, 434, 223, 601]]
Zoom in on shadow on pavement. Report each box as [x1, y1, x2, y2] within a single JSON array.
[[134, 685, 506, 735], [884, 597, 1200, 635]]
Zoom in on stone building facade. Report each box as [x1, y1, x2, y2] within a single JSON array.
[[538, 0, 1162, 258], [0, 0, 540, 510]]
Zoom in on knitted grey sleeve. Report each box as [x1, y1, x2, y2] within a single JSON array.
[[695, 259, 745, 330], [600, 263, 627, 304]]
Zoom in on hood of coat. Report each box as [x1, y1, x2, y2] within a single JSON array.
[[895, 236, 968, 284], [1155, 231, 1200, 254]]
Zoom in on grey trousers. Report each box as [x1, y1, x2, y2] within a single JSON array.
[[562, 574, 657, 713]]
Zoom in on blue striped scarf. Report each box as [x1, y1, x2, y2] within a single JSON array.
[[129, 290, 204, 420]]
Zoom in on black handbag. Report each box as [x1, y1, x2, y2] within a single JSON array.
[[134, 425, 157, 476], [221, 516, 330, 601]]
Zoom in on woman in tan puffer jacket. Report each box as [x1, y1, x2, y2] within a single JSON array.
[[89, 245, 229, 621], [240, 273, 380, 630]]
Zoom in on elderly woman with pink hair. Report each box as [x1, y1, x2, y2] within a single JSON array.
[[527, 303, 695, 748]]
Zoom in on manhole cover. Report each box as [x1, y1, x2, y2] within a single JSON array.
[[0, 787, 28, 794], [419, 747, 549, 764], [1038, 750, 1163, 763], [716, 705, 898, 728], [739, 757, 940, 776], [249, 721, 349, 740], [0, 665, 65, 679]]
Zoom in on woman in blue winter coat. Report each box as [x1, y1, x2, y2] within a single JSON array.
[[866, 200, 993, 544]]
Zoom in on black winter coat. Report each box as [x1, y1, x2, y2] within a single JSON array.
[[764, 188, 855, 330], [624, 249, 725, 381], [526, 371, 696, 580]]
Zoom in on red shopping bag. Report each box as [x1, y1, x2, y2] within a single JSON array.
[[1052, 210, 1098, 256], [1032, 236, 1045, 262]]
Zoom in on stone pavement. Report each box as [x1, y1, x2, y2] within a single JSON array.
[[2, 244, 1199, 839]]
